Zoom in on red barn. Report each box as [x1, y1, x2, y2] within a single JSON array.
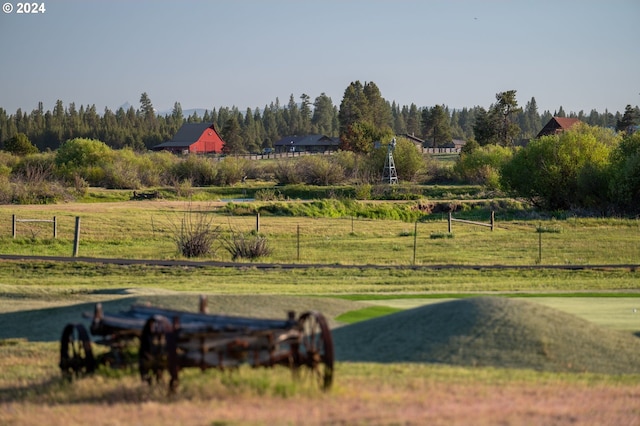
[[153, 123, 225, 154]]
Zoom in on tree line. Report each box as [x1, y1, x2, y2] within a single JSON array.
[[1, 86, 636, 155]]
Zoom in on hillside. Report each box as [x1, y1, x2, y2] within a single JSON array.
[[333, 297, 640, 374]]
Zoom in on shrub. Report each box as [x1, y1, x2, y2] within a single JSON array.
[[3, 133, 38, 156], [102, 149, 143, 189], [274, 159, 303, 184], [354, 183, 372, 200], [501, 123, 617, 210], [295, 155, 345, 186], [11, 180, 72, 204], [215, 157, 248, 186], [0, 175, 13, 203], [55, 138, 113, 184], [255, 188, 284, 201], [168, 155, 217, 186], [169, 206, 221, 258], [222, 232, 272, 260], [140, 151, 178, 187], [453, 145, 513, 188], [608, 131, 640, 213], [12, 152, 56, 184]]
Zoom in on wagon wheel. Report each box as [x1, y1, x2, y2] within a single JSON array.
[[59, 323, 95, 380], [139, 315, 174, 385], [295, 312, 334, 390]]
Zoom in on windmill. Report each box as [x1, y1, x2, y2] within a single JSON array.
[[382, 138, 398, 184]]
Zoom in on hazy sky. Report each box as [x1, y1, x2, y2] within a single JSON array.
[[1, 0, 638, 116]]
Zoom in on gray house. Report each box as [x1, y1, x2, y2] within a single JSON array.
[[273, 134, 340, 153]]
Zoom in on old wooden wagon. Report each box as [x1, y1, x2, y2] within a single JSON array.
[[59, 296, 334, 392]]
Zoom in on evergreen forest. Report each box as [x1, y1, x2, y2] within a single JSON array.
[[0, 88, 636, 154]]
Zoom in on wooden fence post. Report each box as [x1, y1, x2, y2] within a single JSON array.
[[256, 212, 260, 233], [413, 221, 418, 265], [12, 214, 16, 239], [448, 212, 452, 234], [491, 211, 495, 231], [73, 217, 81, 257], [53, 216, 57, 239], [297, 224, 300, 262]]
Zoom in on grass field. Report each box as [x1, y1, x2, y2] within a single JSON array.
[[1, 198, 639, 425], [1, 201, 639, 266]]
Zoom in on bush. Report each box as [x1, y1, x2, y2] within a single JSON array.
[[11, 180, 72, 204], [608, 131, 640, 213], [102, 149, 143, 189], [55, 138, 113, 184], [168, 155, 217, 186], [169, 206, 221, 258], [13, 152, 56, 184], [141, 151, 178, 187], [274, 159, 303, 185], [354, 183, 372, 200], [501, 123, 617, 210], [222, 232, 272, 260], [453, 145, 512, 188], [255, 188, 284, 201], [215, 157, 248, 186], [295, 155, 345, 186], [3, 133, 38, 156]]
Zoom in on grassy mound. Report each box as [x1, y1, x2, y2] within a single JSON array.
[[333, 297, 640, 374]]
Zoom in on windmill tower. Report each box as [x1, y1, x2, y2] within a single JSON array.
[[382, 138, 398, 184]]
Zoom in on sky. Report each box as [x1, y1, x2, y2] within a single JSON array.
[[1, 0, 639, 116]]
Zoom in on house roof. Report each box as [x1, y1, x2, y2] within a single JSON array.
[[274, 134, 339, 147], [536, 117, 581, 138], [552, 117, 581, 130], [399, 133, 425, 145]]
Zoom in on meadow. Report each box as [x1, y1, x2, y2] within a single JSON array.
[[1, 197, 639, 425], [1, 200, 639, 266]]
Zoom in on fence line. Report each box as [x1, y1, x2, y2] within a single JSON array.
[[448, 211, 495, 233], [12, 215, 57, 239]]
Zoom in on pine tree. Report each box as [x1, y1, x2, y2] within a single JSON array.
[[221, 116, 244, 154], [311, 93, 336, 136], [493, 90, 522, 146], [616, 104, 640, 132], [406, 103, 421, 136], [422, 105, 451, 148], [299, 93, 312, 134]]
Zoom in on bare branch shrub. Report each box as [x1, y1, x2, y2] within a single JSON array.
[[222, 231, 272, 261], [168, 204, 221, 258]]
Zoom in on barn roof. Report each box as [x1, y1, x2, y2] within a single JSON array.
[[536, 117, 581, 138], [552, 117, 581, 130], [171, 123, 216, 143], [153, 123, 218, 149]]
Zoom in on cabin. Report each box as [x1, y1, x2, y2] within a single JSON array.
[[536, 117, 581, 138], [153, 123, 225, 154], [273, 134, 340, 153]]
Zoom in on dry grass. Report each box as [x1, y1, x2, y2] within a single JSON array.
[[1, 357, 639, 426]]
